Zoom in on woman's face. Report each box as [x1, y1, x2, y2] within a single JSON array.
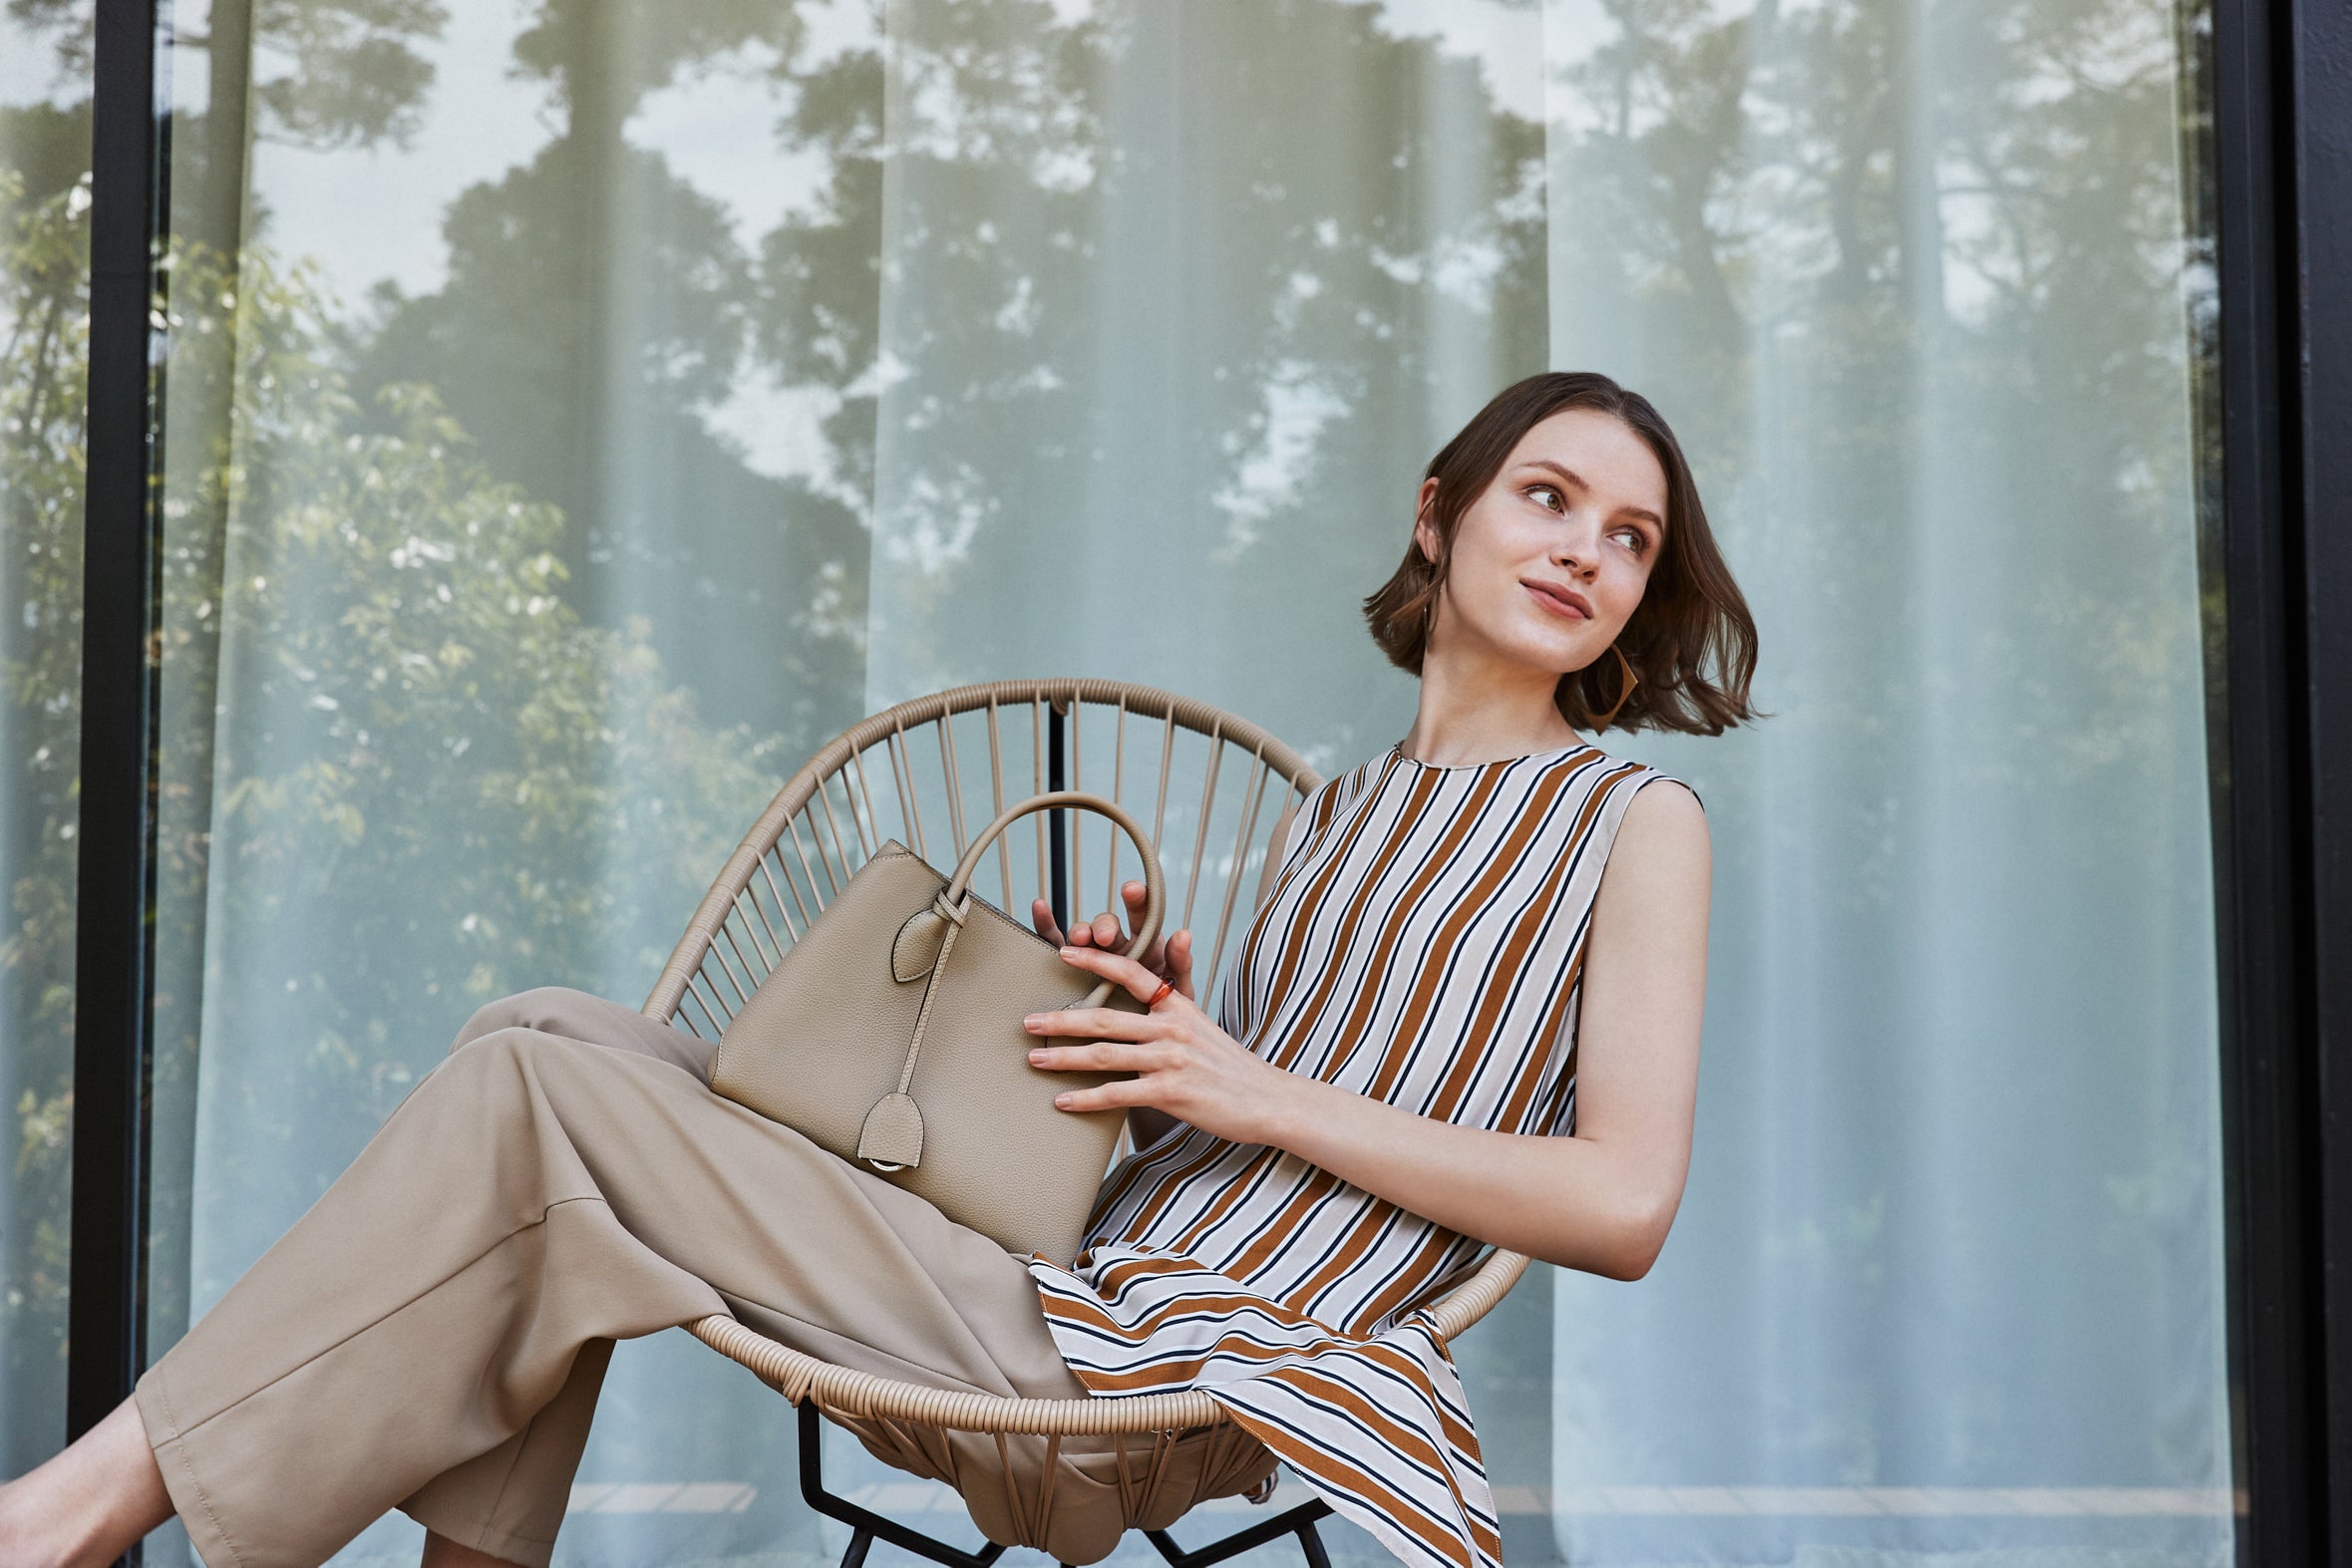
[[1415, 406, 1668, 678]]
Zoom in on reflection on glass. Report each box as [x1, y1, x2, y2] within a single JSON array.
[[118, 0, 2228, 1563], [1539, 0, 2230, 1562], [0, 0, 94, 1482]]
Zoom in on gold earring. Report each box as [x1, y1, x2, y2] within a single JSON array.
[[1592, 643, 1640, 730]]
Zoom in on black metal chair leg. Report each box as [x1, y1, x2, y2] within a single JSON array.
[[1145, 1499, 1335, 1568], [800, 1401, 1009, 1568], [807, 1398, 1336, 1568]]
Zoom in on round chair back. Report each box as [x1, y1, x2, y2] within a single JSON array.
[[646, 678, 1320, 1040], [645, 678, 1529, 1563]]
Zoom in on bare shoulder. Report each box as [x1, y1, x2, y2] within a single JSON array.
[[1594, 776, 1711, 917], [1615, 776, 1709, 860]]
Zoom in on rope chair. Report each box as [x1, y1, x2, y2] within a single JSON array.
[[643, 679, 1528, 1568]]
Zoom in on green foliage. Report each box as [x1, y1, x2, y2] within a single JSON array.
[[0, 161, 786, 1453], [0, 166, 88, 1465], [156, 233, 785, 1262]]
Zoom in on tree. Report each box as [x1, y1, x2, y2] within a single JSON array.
[[0, 169, 782, 1473]]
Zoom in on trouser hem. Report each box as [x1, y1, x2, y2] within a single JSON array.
[[395, 1498, 557, 1568], [137, 1365, 248, 1568]]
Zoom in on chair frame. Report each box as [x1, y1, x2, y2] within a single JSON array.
[[644, 678, 1528, 1567]]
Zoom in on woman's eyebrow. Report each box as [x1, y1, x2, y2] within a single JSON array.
[[1520, 459, 1665, 531]]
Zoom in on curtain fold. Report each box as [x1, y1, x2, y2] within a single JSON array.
[[1538, 0, 2227, 1560]]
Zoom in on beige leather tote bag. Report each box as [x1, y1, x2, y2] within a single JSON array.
[[710, 789, 1166, 1265]]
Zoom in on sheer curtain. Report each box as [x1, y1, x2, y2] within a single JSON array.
[[860, 6, 2227, 1562], [0, 0, 94, 1480], [114, 0, 2227, 1563], [1536, 1, 2227, 1561]]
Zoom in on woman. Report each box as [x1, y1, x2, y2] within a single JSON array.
[[0, 370, 1755, 1568]]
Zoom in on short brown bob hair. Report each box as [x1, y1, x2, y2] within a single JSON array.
[[1362, 371, 1761, 737]]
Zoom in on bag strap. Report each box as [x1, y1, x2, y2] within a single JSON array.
[[854, 790, 1168, 1172], [944, 790, 1166, 999]]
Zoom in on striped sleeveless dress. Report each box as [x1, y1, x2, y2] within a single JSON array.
[[1028, 738, 1697, 1568]]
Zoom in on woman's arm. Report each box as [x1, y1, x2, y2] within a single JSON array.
[[1026, 780, 1710, 1280]]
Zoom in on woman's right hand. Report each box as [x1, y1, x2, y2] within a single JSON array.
[[1030, 879, 1195, 1002]]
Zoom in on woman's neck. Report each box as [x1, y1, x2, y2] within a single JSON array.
[[1398, 647, 1582, 768]]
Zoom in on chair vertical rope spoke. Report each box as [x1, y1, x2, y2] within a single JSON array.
[[1031, 695, 1050, 905], [847, 749, 885, 859], [758, 858, 805, 941], [939, 716, 969, 858], [734, 881, 789, 966], [687, 971, 734, 1030], [807, 804, 851, 901], [986, 698, 1014, 911], [1069, 698, 1084, 913], [677, 985, 722, 1039], [1181, 725, 1224, 937], [1152, 710, 1177, 857], [769, 834, 824, 926], [886, 724, 928, 859], [810, 783, 856, 885], [1033, 1432, 1064, 1544], [707, 928, 759, 1007], [1205, 750, 1271, 988], [1106, 698, 1129, 915]]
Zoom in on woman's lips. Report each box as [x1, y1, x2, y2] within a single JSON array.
[[1522, 580, 1591, 620]]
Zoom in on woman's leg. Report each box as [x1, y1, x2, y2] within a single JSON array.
[[0, 990, 709, 1568], [114, 997, 1081, 1568], [405, 989, 711, 1565], [0, 1397, 172, 1568], [446, 986, 714, 1079]]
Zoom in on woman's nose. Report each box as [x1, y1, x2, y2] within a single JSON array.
[[1553, 528, 1598, 576]]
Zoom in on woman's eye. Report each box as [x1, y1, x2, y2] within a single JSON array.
[[1612, 528, 1647, 555], [1529, 485, 1564, 511]]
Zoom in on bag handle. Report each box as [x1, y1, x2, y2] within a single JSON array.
[[854, 790, 1167, 1172], [945, 789, 1165, 1011]]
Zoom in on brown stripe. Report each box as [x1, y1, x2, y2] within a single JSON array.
[[1086, 1129, 1237, 1239], [1498, 946, 1580, 1134], [1368, 760, 1612, 1103], [1217, 1388, 1478, 1568], [1351, 1338, 1484, 1457], [1289, 1199, 1416, 1315], [1317, 767, 1514, 1097], [1260, 1362, 1498, 1560], [1257, 759, 1435, 1074], [1421, 766, 1624, 1120], [1191, 1160, 1348, 1273], [1344, 1227, 1470, 1337], [1106, 767, 1419, 1243], [1483, 769, 1647, 1131]]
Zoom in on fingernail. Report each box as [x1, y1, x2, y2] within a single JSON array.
[[1055, 1093, 1073, 1107], [1028, 1048, 1047, 1064], [1023, 1015, 1043, 1029]]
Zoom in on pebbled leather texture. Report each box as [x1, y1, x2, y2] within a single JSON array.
[[891, 907, 948, 982], [711, 791, 1164, 1266]]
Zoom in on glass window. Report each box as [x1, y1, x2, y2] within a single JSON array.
[[1536, 1, 2230, 1558], [0, 0, 94, 1484], [139, 0, 2228, 1563]]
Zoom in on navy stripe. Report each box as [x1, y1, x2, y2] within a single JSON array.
[[1031, 751, 1690, 1568]]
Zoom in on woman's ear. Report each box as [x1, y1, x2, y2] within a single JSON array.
[[1413, 477, 1442, 565]]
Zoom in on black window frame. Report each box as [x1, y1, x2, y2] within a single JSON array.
[[2205, 0, 2352, 1560], [62, 0, 2352, 1562]]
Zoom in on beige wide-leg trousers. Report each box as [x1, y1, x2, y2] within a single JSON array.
[[134, 987, 1271, 1568]]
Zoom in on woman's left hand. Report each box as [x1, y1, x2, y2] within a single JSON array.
[[1024, 944, 1299, 1147]]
